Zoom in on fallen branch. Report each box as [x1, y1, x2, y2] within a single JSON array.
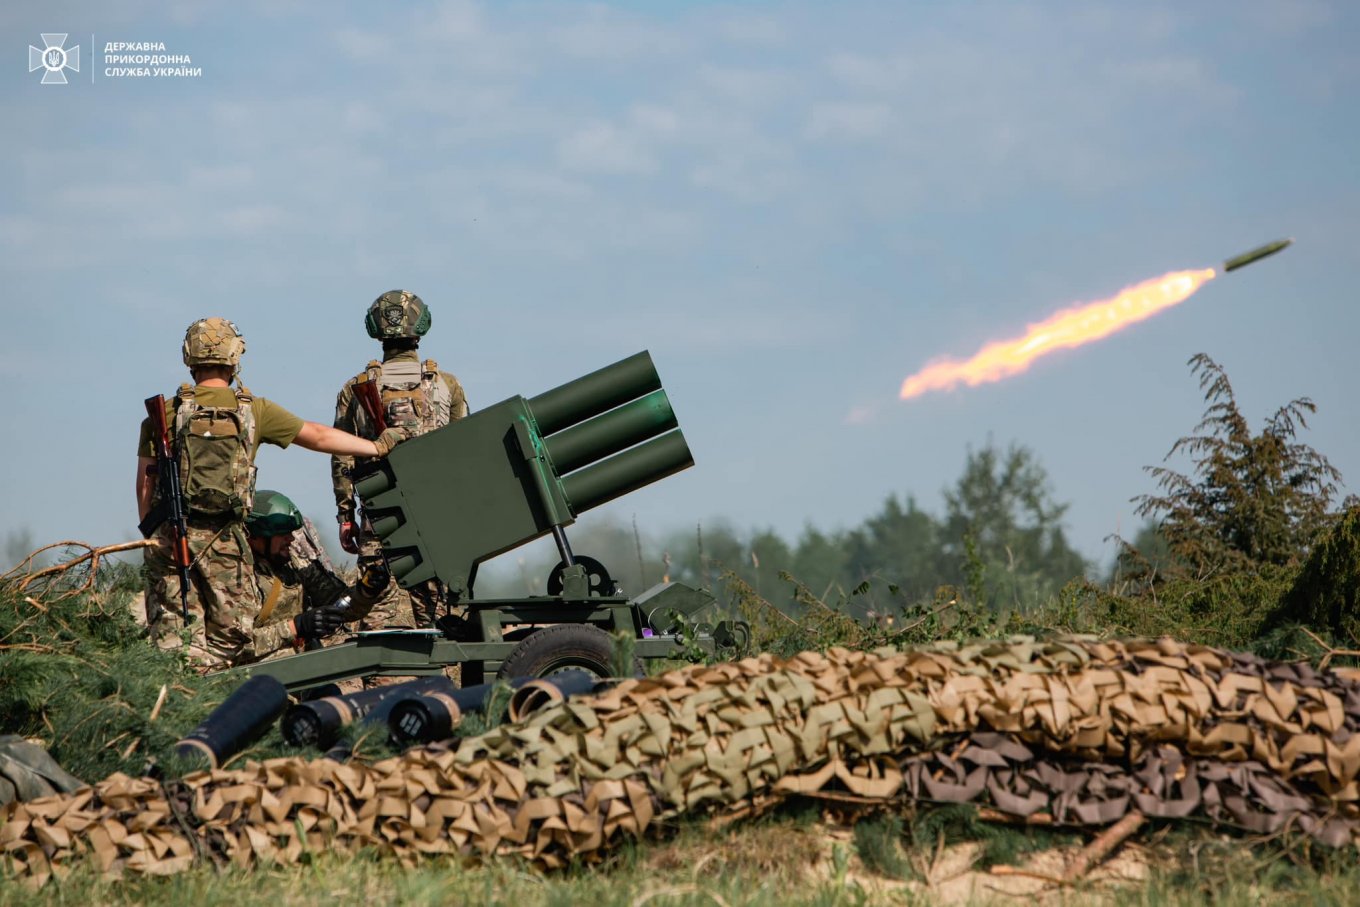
[[1062, 810, 1145, 882], [0, 642, 59, 654], [977, 807, 1054, 825], [1, 540, 86, 582], [17, 539, 156, 590], [6, 539, 157, 605], [897, 598, 958, 636], [149, 684, 169, 722], [1301, 628, 1360, 672]]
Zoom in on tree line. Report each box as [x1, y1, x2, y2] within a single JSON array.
[[485, 438, 1094, 617], [485, 353, 1356, 647]]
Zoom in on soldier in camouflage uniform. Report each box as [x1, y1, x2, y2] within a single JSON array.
[[137, 318, 411, 671], [245, 490, 390, 660], [332, 291, 468, 631]]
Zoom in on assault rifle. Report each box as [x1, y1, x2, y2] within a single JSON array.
[[138, 395, 194, 623], [353, 374, 387, 433]]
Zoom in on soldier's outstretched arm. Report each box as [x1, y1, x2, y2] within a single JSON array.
[[294, 421, 407, 458]]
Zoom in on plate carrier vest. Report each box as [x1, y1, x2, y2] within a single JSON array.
[[358, 358, 453, 437]]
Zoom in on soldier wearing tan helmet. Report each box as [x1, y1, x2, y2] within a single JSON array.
[[332, 291, 468, 634], [136, 317, 411, 671]]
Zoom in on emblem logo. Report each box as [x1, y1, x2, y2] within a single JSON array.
[[28, 34, 81, 85]]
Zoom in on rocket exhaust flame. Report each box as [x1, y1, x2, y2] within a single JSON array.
[[899, 268, 1217, 400]]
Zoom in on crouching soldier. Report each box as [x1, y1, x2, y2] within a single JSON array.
[[244, 490, 388, 660]]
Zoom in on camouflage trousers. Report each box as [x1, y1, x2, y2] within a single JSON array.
[[354, 527, 453, 690], [144, 520, 256, 671], [355, 529, 444, 630]]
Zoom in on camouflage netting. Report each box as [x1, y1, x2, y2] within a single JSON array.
[[6, 636, 1360, 885]]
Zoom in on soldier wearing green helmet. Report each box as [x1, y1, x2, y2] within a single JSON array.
[[332, 291, 469, 635], [243, 490, 388, 660], [137, 318, 414, 671]]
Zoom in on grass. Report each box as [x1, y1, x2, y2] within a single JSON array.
[[7, 807, 1360, 906]]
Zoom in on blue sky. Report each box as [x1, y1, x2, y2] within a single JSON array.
[[4, 1, 1357, 575]]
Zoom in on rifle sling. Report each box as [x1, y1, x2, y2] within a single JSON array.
[[257, 577, 285, 624]]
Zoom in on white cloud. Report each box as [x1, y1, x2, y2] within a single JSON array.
[[221, 204, 288, 234], [558, 121, 658, 175], [594, 300, 846, 352], [1238, 0, 1335, 34], [804, 102, 893, 141], [824, 52, 915, 93], [186, 164, 255, 190], [482, 167, 594, 201], [630, 104, 681, 136], [1103, 57, 1238, 105], [424, 0, 485, 41], [688, 153, 797, 203], [697, 65, 788, 107], [550, 6, 684, 60], [341, 101, 384, 133], [333, 26, 391, 61], [715, 13, 788, 47]]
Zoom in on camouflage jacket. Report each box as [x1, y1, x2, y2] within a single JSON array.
[[250, 516, 373, 658], [331, 348, 467, 521]]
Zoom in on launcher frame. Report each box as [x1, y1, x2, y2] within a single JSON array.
[[238, 351, 746, 691]]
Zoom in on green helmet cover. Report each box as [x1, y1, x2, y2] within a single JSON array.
[[364, 290, 432, 340], [247, 490, 304, 538]]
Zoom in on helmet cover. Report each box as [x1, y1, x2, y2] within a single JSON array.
[[182, 317, 246, 370], [364, 290, 431, 340]]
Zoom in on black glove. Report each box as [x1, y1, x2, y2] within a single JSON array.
[[293, 605, 349, 640], [355, 560, 391, 601]]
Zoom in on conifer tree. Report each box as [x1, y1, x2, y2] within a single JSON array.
[[1135, 354, 1341, 574]]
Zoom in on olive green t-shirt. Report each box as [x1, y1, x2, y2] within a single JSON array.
[[136, 387, 304, 458]]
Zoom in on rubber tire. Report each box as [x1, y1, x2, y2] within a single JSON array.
[[496, 624, 640, 681]]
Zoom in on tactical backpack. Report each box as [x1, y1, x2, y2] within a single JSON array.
[[172, 384, 258, 520], [360, 358, 453, 437]]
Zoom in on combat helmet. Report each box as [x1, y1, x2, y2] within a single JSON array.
[[246, 490, 303, 538], [365, 290, 431, 340], [182, 317, 246, 371]]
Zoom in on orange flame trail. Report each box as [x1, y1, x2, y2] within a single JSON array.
[[899, 268, 1217, 400]]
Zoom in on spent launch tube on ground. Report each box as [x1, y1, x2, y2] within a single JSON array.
[[388, 677, 533, 747], [507, 671, 608, 722], [175, 675, 289, 769], [281, 676, 452, 748]]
